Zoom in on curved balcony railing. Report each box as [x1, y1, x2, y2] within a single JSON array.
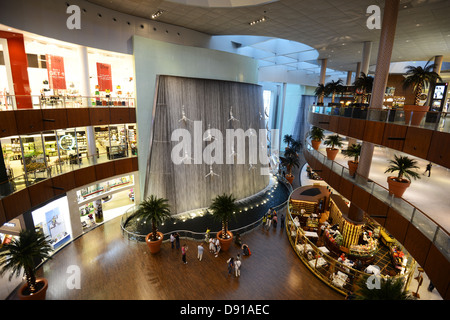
[[304, 140, 450, 263], [0, 148, 138, 199], [285, 201, 416, 297], [310, 105, 450, 133], [0, 94, 135, 110], [120, 176, 293, 242]]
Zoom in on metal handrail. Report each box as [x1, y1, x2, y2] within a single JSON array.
[[0, 94, 136, 110], [309, 105, 450, 133], [303, 139, 450, 262]]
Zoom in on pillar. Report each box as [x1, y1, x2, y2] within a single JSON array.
[[355, 62, 361, 79], [318, 58, 327, 104], [78, 46, 97, 164], [346, 71, 353, 86], [361, 41, 373, 76], [433, 55, 443, 75], [357, 0, 400, 179]]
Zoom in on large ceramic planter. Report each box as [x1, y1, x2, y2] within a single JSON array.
[[145, 231, 164, 254], [326, 148, 339, 161], [348, 161, 358, 177], [285, 173, 294, 184], [387, 177, 411, 198], [404, 105, 429, 126], [217, 230, 233, 252], [311, 140, 321, 150], [18, 278, 48, 300]]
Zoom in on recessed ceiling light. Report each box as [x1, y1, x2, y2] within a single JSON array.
[[151, 10, 163, 19], [249, 16, 268, 26]]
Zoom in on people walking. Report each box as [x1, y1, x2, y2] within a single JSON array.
[[280, 213, 285, 229], [215, 238, 221, 257], [175, 232, 180, 249], [272, 214, 278, 228], [424, 162, 432, 177], [234, 258, 241, 277], [205, 227, 211, 243], [170, 233, 175, 249], [197, 243, 204, 261], [227, 257, 234, 276], [181, 244, 188, 264], [209, 237, 215, 253]]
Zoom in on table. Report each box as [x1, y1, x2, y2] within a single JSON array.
[[304, 231, 318, 238], [318, 246, 330, 254]]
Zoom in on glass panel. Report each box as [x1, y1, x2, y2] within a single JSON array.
[[433, 228, 450, 262], [411, 211, 437, 242], [21, 134, 47, 185]]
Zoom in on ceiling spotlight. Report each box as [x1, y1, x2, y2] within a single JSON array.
[[249, 16, 268, 26], [151, 10, 163, 19]]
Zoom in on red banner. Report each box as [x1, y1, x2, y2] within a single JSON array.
[[46, 54, 66, 90], [96, 62, 113, 92]]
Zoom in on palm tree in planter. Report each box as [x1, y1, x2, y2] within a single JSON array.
[[323, 134, 343, 161], [0, 229, 52, 300], [280, 149, 300, 184], [314, 83, 327, 105], [402, 60, 442, 125], [135, 195, 171, 253], [209, 193, 238, 252], [325, 79, 344, 104], [353, 72, 374, 103], [342, 143, 361, 177], [308, 126, 325, 150], [384, 154, 420, 198], [283, 134, 294, 150]]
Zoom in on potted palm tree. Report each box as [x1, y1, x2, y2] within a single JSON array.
[[308, 126, 325, 150], [324, 134, 343, 161], [353, 72, 374, 103], [402, 60, 442, 125], [325, 79, 344, 104], [135, 195, 171, 254], [280, 147, 300, 184], [314, 83, 327, 105], [342, 143, 361, 177], [283, 134, 294, 150], [384, 155, 420, 198], [209, 194, 238, 252], [0, 229, 52, 300]]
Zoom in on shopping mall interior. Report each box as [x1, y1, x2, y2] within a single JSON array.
[[0, 0, 449, 306]]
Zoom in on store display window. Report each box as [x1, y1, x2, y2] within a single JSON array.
[[31, 196, 72, 251]]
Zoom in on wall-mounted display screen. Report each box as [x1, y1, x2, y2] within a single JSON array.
[[31, 196, 72, 250]]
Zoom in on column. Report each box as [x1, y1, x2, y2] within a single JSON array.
[[361, 41, 373, 76], [78, 46, 97, 164], [355, 62, 361, 79], [433, 55, 443, 75], [318, 58, 327, 104], [357, 0, 400, 179], [346, 71, 353, 86]]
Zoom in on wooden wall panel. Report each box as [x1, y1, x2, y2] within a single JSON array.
[[74, 166, 96, 188], [384, 207, 409, 243], [316, 114, 330, 130], [1, 189, 31, 221], [114, 158, 134, 176], [382, 123, 407, 151], [27, 179, 55, 208], [0, 200, 6, 225], [337, 117, 350, 136], [14, 109, 44, 134], [403, 127, 433, 159], [320, 165, 331, 182], [328, 116, 339, 133], [362, 120, 385, 145], [51, 172, 76, 196], [348, 118, 366, 140], [129, 108, 137, 124], [350, 185, 370, 212], [42, 108, 69, 131], [131, 156, 139, 171], [327, 171, 341, 191], [424, 244, 450, 300], [94, 161, 115, 181], [0, 111, 19, 138], [338, 178, 354, 201], [67, 108, 90, 128], [309, 112, 319, 127], [89, 108, 110, 126], [403, 223, 432, 267], [110, 108, 131, 124], [366, 196, 389, 226], [427, 131, 450, 168]]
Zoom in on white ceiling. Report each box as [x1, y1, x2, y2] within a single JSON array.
[[86, 0, 450, 74]]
